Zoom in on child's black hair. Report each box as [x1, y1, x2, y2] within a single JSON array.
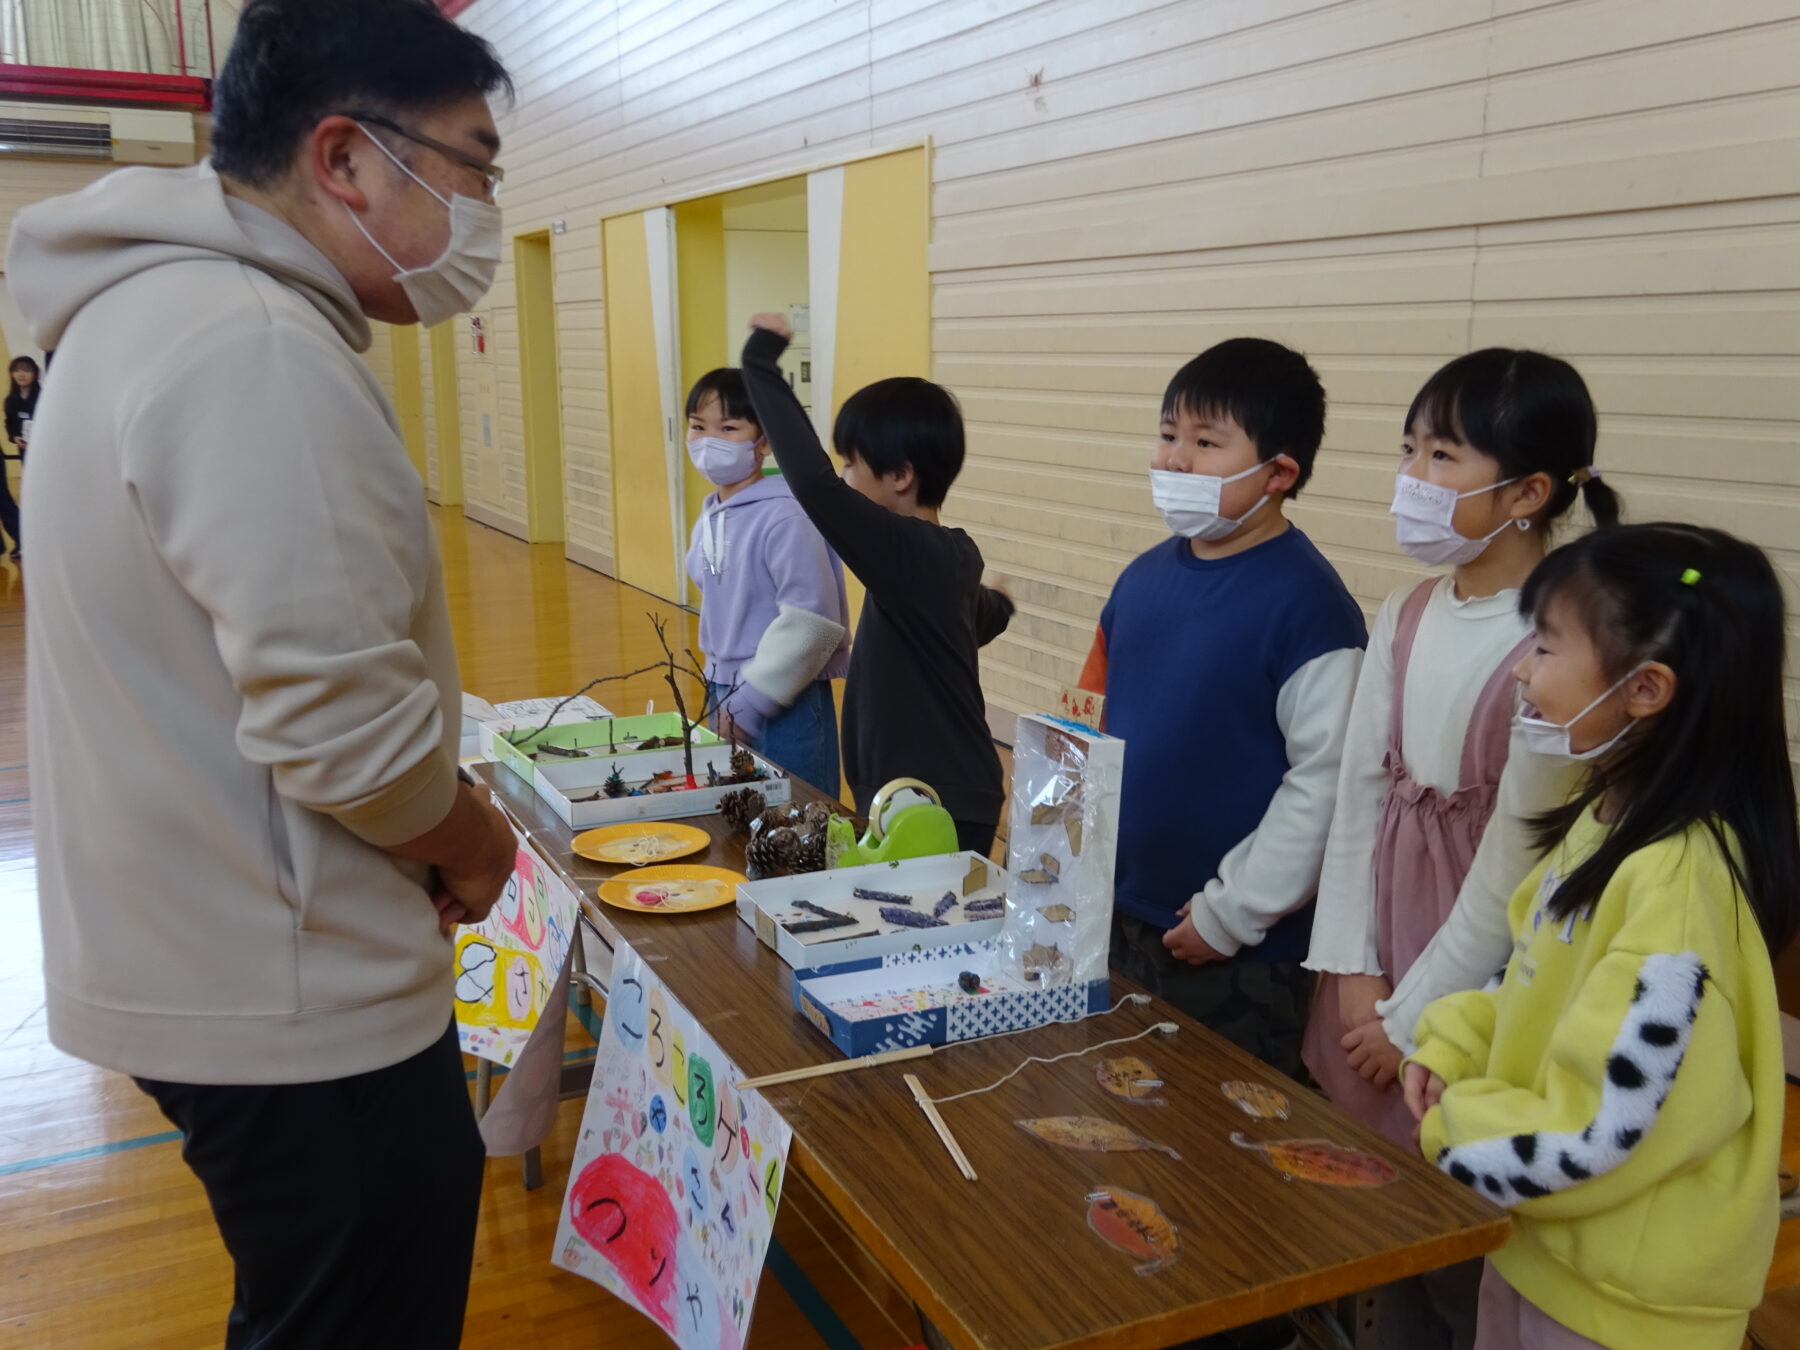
[[9, 356, 39, 378], [1160, 338, 1326, 495], [684, 368, 758, 425], [1409, 349, 1620, 529], [832, 377, 965, 509], [1523, 523, 1799, 954]]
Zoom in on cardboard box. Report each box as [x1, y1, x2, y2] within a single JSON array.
[[790, 940, 1112, 1057], [482, 711, 724, 783], [529, 742, 789, 828], [736, 852, 1012, 969]]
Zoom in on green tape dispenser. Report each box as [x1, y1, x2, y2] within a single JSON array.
[[826, 777, 959, 869]]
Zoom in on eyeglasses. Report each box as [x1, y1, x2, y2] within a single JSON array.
[[343, 110, 505, 201]]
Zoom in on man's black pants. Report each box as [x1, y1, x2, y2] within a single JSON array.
[[135, 1020, 485, 1350]]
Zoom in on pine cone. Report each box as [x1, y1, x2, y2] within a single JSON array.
[[718, 787, 765, 834], [744, 822, 790, 881], [793, 828, 828, 874], [757, 803, 800, 835], [729, 746, 757, 780], [800, 801, 834, 832], [768, 826, 801, 871]]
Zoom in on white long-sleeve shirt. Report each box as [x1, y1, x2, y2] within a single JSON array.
[[1304, 577, 1581, 1048], [1186, 647, 1364, 956]]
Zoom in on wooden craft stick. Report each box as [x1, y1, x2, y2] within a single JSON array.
[[905, 1072, 978, 1182], [734, 1044, 933, 1091]]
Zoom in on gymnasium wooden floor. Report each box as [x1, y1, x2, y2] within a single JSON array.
[[0, 508, 917, 1350]]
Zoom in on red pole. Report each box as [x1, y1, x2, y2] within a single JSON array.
[[174, 0, 188, 75]]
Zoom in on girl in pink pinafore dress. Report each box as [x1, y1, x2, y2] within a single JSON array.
[[1301, 349, 1622, 1350]]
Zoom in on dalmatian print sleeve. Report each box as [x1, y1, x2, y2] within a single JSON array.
[[1433, 951, 1706, 1208]]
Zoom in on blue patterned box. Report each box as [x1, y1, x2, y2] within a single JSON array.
[[790, 939, 1112, 1057]]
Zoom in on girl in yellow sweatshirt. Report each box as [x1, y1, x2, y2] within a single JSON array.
[[1403, 522, 1797, 1350]]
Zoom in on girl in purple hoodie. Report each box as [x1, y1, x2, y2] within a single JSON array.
[[685, 368, 851, 794]]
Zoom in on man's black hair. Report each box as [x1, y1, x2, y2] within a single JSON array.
[[211, 0, 513, 188], [832, 378, 965, 509], [1160, 337, 1327, 495]]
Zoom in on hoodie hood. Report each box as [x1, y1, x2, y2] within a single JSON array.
[[6, 161, 371, 353]]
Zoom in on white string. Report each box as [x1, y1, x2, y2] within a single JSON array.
[[926, 994, 1178, 1105]]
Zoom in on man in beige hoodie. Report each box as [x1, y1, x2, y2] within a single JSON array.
[[8, 2, 519, 1344]]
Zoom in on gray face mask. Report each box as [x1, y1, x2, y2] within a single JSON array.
[[344, 123, 502, 327]]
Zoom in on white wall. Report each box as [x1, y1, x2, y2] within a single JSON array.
[[457, 0, 1800, 756]]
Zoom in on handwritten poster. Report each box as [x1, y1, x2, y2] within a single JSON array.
[[554, 944, 792, 1350], [453, 836, 579, 1065]]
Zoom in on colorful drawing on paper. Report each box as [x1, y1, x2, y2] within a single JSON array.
[[1086, 1185, 1179, 1275], [454, 839, 579, 1066], [554, 943, 793, 1350], [1230, 1133, 1397, 1187]]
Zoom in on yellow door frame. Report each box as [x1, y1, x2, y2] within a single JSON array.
[[389, 324, 427, 482], [515, 231, 566, 544], [427, 322, 464, 506], [602, 210, 684, 599]]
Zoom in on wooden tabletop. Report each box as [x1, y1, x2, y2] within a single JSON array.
[[480, 762, 1509, 1350]]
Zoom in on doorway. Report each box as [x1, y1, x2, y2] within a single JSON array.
[[605, 178, 814, 604], [516, 231, 565, 544]]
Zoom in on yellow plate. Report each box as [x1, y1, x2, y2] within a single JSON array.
[[572, 822, 711, 867], [597, 865, 745, 915]]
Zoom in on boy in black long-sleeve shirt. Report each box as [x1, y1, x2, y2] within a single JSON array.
[[740, 315, 1011, 855]]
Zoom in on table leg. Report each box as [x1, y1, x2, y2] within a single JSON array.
[[473, 1056, 492, 1118], [572, 930, 591, 1007], [522, 1145, 544, 1191], [917, 1307, 955, 1350]]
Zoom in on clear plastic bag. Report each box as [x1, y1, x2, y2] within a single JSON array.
[[1000, 715, 1122, 988]]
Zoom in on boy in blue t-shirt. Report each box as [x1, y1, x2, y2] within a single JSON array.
[[1079, 338, 1366, 1080]]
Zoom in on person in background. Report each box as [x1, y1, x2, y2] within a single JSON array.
[[0, 354, 36, 558], [7, 1, 516, 1345], [684, 367, 850, 793], [1302, 351, 1622, 1349], [740, 313, 1013, 856], [1406, 523, 1795, 1350]]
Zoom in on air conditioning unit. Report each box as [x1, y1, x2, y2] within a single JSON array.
[[0, 102, 195, 166], [111, 108, 196, 165]]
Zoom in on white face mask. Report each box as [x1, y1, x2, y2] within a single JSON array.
[[1150, 461, 1274, 541], [1391, 472, 1526, 567], [345, 123, 502, 328], [1515, 666, 1643, 762], [687, 435, 760, 487]]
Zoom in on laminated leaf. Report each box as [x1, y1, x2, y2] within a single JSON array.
[[1231, 1133, 1396, 1187], [1220, 1080, 1290, 1121], [1086, 1186, 1179, 1276], [1064, 816, 1084, 856], [1016, 1116, 1180, 1159], [1040, 853, 1062, 877], [1095, 1056, 1164, 1105], [1019, 869, 1059, 885], [1038, 904, 1075, 923], [1031, 803, 1064, 826]]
